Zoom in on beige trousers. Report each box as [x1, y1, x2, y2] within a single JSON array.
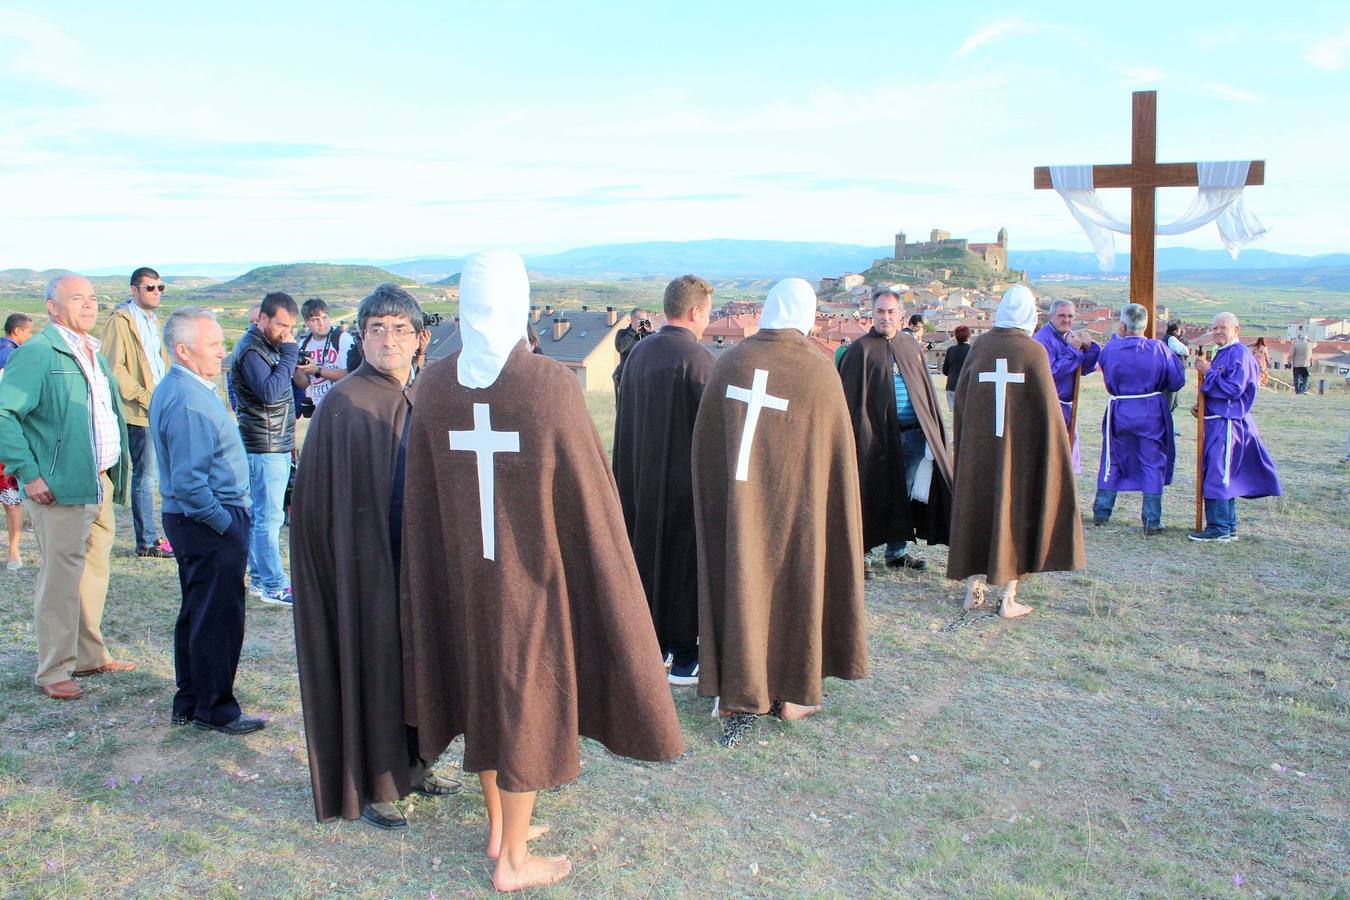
[[26, 474, 115, 685]]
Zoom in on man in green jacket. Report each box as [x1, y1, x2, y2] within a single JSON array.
[[0, 274, 134, 700]]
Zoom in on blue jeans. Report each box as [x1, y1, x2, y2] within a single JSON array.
[[127, 424, 161, 550], [885, 425, 927, 560], [1204, 498, 1237, 536], [247, 453, 291, 593], [1094, 490, 1162, 529]]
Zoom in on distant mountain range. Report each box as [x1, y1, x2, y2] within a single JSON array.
[[17, 241, 1350, 285]]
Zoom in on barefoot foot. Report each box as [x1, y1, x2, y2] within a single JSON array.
[[998, 597, 1034, 619], [487, 824, 551, 860], [492, 852, 572, 892], [778, 701, 823, 722]]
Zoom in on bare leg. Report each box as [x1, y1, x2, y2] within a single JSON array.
[[998, 579, 1034, 619], [492, 785, 571, 892], [482, 771, 551, 860], [778, 701, 823, 721], [6, 505, 22, 564], [963, 575, 987, 610]]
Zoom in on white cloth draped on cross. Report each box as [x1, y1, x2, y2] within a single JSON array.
[[1050, 160, 1268, 269]]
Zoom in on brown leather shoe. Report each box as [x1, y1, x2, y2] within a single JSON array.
[[40, 680, 83, 700], [72, 660, 137, 677]]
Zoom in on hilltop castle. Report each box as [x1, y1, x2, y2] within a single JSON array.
[[894, 227, 1008, 272]]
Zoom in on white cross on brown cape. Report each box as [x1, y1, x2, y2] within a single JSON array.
[[978, 358, 1025, 438], [448, 402, 520, 560], [725, 368, 789, 482]]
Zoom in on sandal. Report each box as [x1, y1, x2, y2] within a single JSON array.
[[413, 771, 463, 797], [717, 713, 759, 749]]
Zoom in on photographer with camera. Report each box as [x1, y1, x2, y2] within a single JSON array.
[[293, 299, 354, 418], [612, 306, 652, 397]]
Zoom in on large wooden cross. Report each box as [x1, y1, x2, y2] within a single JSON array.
[[1033, 90, 1264, 338]]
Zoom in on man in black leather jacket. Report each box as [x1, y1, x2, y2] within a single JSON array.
[[229, 291, 300, 606]]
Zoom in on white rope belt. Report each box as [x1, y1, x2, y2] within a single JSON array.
[[1102, 392, 1163, 481], [1203, 414, 1233, 487]]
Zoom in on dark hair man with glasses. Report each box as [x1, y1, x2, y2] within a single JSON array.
[[101, 266, 174, 559], [292, 284, 462, 830]]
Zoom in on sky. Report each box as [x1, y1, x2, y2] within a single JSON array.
[[2, 1, 1348, 269]]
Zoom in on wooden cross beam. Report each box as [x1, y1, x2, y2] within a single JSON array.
[[1033, 91, 1264, 338]]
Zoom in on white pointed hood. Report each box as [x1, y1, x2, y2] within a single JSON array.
[[995, 284, 1039, 334], [759, 278, 816, 335], [456, 250, 530, 389]]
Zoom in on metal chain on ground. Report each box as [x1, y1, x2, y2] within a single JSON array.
[[939, 610, 1000, 633]]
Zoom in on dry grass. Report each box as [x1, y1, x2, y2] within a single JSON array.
[[0, 376, 1346, 898]]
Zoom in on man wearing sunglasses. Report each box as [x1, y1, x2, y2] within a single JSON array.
[[101, 267, 174, 559]]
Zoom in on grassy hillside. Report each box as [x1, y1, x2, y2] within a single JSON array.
[[186, 264, 417, 301], [1036, 279, 1350, 335]]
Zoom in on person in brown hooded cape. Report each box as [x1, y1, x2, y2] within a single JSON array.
[[291, 284, 462, 832], [400, 251, 684, 893], [946, 285, 1085, 617], [693, 278, 867, 749], [838, 288, 953, 575]]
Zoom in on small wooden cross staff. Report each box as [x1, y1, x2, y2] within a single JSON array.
[[1033, 90, 1264, 340]]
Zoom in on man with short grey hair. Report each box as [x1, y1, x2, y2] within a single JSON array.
[[1189, 312, 1282, 541], [151, 307, 262, 734], [1035, 298, 1100, 472], [0, 274, 133, 700], [1091, 304, 1185, 534]]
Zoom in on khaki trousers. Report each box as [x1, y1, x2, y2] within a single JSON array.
[[26, 474, 115, 685]]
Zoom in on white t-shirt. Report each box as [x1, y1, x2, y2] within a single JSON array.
[[298, 330, 355, 405]]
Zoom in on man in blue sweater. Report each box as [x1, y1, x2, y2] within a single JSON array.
[[150, 307, 263, 735]]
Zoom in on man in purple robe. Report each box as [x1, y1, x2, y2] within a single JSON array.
[[1189, 312, 1282, 542], [1091, 304, 1185, 534], [1034, 299, 1100, 472]]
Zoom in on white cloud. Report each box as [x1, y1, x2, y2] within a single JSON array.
[[1305, 30, 1350, 70], [1120, 66, 1166, 85], [0, 11, 107, 93], [1201, 82, 1262, 104], [954, 18, 1035, 58]]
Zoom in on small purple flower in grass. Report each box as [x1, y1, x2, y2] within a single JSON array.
[[105, 777, 118, 789], [1233, 872, 1245, 888], [428, 892, 438, 900], [45, 859, 60, 872], [130, 774, 143, 785], [286, 744, 297, 753]]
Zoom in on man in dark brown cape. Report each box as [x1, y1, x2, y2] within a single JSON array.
[[946, 285, 1085, 617], [400, 251, 683, 894], [613, 274, 715, 686], [693, 278, 866, 749], [292, 285, 460, 831], [839, 288, 952, 575]]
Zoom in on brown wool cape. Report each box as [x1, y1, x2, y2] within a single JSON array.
[[945, 327, 1085, 586], [838, 329, 953, 550], [291, 363, 418, 822], [400, 344, 684, 793], [612, 325, 714, 649], [692, 329, 867, 714]]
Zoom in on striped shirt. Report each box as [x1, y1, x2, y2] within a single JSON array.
[[52, 322, 122, 474]]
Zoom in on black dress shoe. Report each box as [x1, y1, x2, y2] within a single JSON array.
[[170, 713, 190, 726], [362, 802, 408, 830], [192, 715, 266, 735], [1143, 526, 1165, 536], [886, 555, 927, 571]]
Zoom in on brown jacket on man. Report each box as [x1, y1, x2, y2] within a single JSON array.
[[100, 303, 172, 427]]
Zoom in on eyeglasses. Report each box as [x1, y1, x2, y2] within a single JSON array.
[[365, 323, 417, 338], [137, 284, 166, 292]]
